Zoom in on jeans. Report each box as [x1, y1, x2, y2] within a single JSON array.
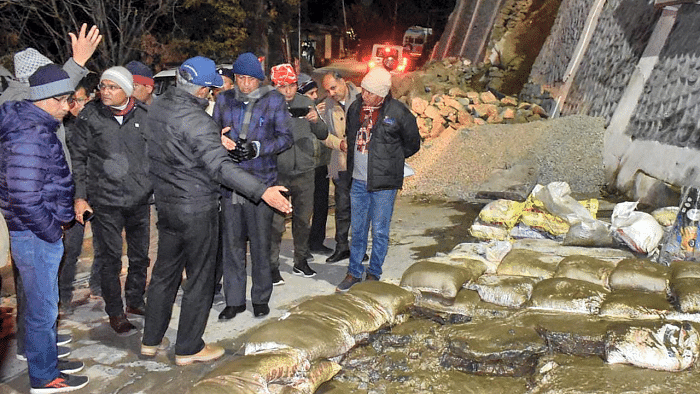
[[143, 203, 218, 356], [348, 180, 397, 279], [332, 171, 352, 252], [91, 204, 150, 317], [10, 230, 62, 387]]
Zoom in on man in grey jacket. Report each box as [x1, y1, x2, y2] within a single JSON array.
[[142, 56, 291, 366]]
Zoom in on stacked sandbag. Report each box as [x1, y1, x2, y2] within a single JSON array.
[[527, 278, 609, 315], [496, 249, 560, 279], [447, 240, 512, 274], [553, 255, 617, 289], [400, 259, 487, 303], [608, 258, 670, 293], [669, 260, 700, 313], [599, 290, 676, 320], [467, 274, 540, 308]]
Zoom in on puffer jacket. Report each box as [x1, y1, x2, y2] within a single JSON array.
[[0, 100, 75, 243], [71, 100, 152, 207], [147, 86, 266, 209], [346, 93, 421, 191], [277, 93, 328, 177]]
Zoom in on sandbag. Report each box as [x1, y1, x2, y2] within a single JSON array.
[[608, 258, 670, 293], [659, 187, 700, 266], [553, 255, 617, 289], [527, 278, 609, 314], [203, 350, 309, 385], [562, 220, 615, 247], [611, 201, 664, 255], [530, 182, 597, 225], [400, 260, 480, 300], [468, 274, 539, 308], [598, 290, 675, 320], [605, 322, 700, 371], [469, 218, 509, 241], [478, 199, 525, 229], [189, 371, 268, 394], [424, 255, 488, 278], [496, 249, 560, 279], [669, 278, 700, 313], [670, 260, 700, 280], [443, 289, 514, 319], [448, 241, 512, 274], [289, 293, 389, 336], [274, 361, 342, 394], [519, 204, 570, 237], [509, 223, 552, 240], [652, 206, 680, 227], [347, 281, 416, 323]]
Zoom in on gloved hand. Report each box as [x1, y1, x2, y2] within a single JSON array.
[[230, 139, 259, 162]]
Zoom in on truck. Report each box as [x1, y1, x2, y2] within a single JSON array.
[[402, 26, 433, 58]]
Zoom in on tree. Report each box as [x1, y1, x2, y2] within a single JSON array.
[[0, 0, 178, 70]]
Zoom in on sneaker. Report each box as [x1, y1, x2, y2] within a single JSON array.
[[109, 314, 138, 336], [365, 273, 380, 281], [292, 260, 317, 278], [175, 344, 225, 366], [17, 346, 70, 361], [271, 269, 285, 286], [30, 373, 88, 394], [140, 337, 170, 357], [336, 274, 362, 292], [212, 291, 225, 306], [57, 360, 84, 374], [56, 333, 72, 346]]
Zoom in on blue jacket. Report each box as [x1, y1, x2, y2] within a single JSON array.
[[0, 100, 75, 243]]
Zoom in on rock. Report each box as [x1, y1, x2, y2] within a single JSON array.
[[431, 121, 446, 138], [467, 91, 481, 104], [487, 114, 504, 124], [501, 96, 518, 106], [423, 105, 443, 121], [474, 118, 486, 126], [480, 91, 499, 104], [411, 97, 429, 115], [443, 96, 465, 111], [440, 105, 456, 118], [457, 111, 475, 126], [472, 104, 499, 119], [448, 87, 469, 97], [531, 104, 548, 117], [502, 108, 516, 119]]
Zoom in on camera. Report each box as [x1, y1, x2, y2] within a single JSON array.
[[289, 107, 310, 118]]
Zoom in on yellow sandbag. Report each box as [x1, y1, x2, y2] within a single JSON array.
[[478, 199, 525, 229], [520, 205, 570, 236], [470, 219, 509, 241]]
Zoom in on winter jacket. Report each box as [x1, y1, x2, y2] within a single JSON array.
[[212, 86, 293, 187], [0, 100, 75, 243], [321, 81, 361, 179], [147, 86, 267, 209], [71, 100, 152, 207], [277, 94, 328, 177], [346, 93, 421, 191]]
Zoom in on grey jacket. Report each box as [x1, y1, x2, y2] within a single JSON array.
[[277, 94, 328, 177]]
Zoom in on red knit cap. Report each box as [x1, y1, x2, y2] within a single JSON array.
[[270, 63, 297, 87]]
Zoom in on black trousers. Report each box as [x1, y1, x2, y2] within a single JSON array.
[[143, 203, 218, 356], [271, 170, 315, 268], [308, 165, 330, 249], [58, 222, 85, 304], [333, 171, 352, 252], [220, 196, 274, 307], [91, 204, 150, 318]]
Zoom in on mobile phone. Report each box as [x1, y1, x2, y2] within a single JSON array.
[[289, 107, 310, 118], [82, 210, 93, 222]]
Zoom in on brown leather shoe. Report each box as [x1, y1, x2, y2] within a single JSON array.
[[109, 314, 137, 336], [126, 305, 146, 316], [175, 344, 225, 366]]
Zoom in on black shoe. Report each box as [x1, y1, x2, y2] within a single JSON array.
[[309, 244, 333, 255], [218, 305, 246, 321], [271, 269, 285, 286], [30, 373, 88, 394], [253, 303, 270, 317], [126, 305, 146, 316], [292, 260, 317, 278], [363, 254, 369, 262], [336, 274, 363, 292], [57, 359, 84, 374], [326, 249, 350, 263], [56, 333, 72, 346], [109, 314, 138, 336]]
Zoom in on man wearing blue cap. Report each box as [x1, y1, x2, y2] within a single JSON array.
[[143, 56, 291, 365], [212, 52, 293, 321]]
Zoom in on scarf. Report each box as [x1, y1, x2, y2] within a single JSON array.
[[356, 100, 384, 154], [109, 96, 136, 116]]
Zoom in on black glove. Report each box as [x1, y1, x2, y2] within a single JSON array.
[[231, 139, 258, 162]]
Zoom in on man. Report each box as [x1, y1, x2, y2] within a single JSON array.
[[298, 73, 333, 256], [71, 66, 151, 335], [125, 60, 154, 105], [143, 56, 291, 365], [0, 64, 89, 393], [336, 67, 420, 292], [269, 65, 328, 284], [213, 53, 293, 320], [320, 72, 362, 263]]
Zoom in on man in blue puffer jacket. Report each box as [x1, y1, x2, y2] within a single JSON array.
[[0, 64, 89, 393]]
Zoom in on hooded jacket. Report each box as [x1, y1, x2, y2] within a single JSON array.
[[0, 100, 75, 243]]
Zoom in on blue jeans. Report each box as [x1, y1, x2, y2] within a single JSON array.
[[348, 179, 397, 279], [10, 230, 62, 387]]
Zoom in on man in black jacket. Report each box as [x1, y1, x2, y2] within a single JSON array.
[[142, 56, 291, 366], [71, 66, 151, 335], [336, 67, 420, 292]]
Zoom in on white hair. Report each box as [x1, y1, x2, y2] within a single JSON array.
[[176, 71, 202, 95]]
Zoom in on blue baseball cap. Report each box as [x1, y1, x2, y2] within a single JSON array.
[[178, 56, 224, 87]]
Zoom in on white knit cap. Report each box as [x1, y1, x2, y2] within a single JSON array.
[[101, 66, 134, 96], [361, 67, 392, 98], [14, 48, 53, 83]]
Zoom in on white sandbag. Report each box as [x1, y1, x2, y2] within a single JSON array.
[[562, 220, 615, 247], [449, 241, 512, 274], [611, 201, 664, 255], [652, 206, 680, 227], [605, 323, 700, 371], [530, 182, 596, 225]]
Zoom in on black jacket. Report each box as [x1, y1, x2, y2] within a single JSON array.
[[147, 86, 266, 210], [71, 100, 151, 207], [346, 93, 421, 191], [277, 93, 329, 177]]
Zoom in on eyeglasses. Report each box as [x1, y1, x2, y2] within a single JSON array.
[[98, 83, 122, 92]]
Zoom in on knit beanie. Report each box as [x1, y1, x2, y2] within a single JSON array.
[[14, 48, 53, 84], [217, 67, 235, 81], [361, 67, 392, 98], [270, 64, 297, 87], [125, 61, 154, 87], [29, 64, 74, 102], [101, 66, 134, 96], [233, 53, 265, 81], [297, 73, 317, 95]]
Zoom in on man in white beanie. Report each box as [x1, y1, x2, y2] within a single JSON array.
[[71, 66, 152, 336], [335, 66, 421, 292]]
